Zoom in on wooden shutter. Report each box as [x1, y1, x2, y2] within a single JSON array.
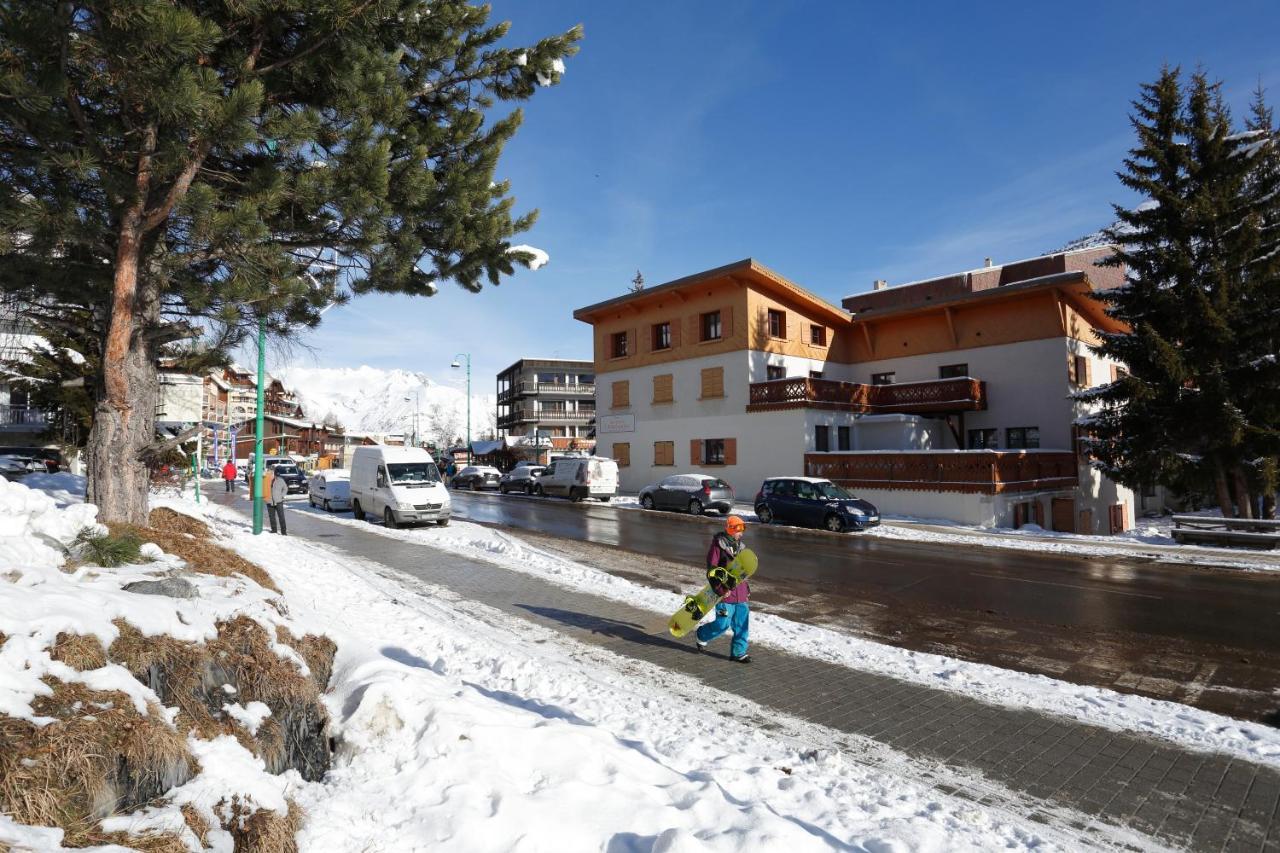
[[690, 439, 703, 465], [613, 442, 630, 467], [654, 441, 673, 466], [1073, 355, 1088, 386], [1078, 508, 1093, 535], [700, 367, 724, 399], [1033, 500, 1044, 528], [670, 317, 682, 348], [1110, 363, 1119, 383], [1109, 503, 1126, 534], [724, 438, 737, 466], [722, 305, 733, 339], [688, 314, 700, 344], [641, 324, 651, 354], [653, 374, 673, 403], [1081, 356, 1092, 387], [611, 380, 629, 408]]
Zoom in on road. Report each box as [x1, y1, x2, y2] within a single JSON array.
[[444, 490, 1280, 723]]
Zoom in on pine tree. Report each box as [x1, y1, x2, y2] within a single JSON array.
[[0, 2, 580, 522], [630, 269, 645, 292]]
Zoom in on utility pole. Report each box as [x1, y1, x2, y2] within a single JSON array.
[[452, 353, 471, 463], [253, 316, 266, 534]]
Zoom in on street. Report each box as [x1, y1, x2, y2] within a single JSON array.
[[438, 490, 1280, 723]]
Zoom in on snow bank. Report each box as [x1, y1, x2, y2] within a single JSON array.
[[509, 243, 550, 270]]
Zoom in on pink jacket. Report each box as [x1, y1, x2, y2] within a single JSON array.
[[707, 533, 750, 604]]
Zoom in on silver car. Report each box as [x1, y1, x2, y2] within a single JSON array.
[[639, 474, 735, 515]]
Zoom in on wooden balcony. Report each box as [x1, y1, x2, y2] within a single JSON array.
[[746, 377, 986, 415], [805, 450, 1078, 495]]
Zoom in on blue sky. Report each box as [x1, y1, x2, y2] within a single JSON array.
[[277, 0, 1280, 393]]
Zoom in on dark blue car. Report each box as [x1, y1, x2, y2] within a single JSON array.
[[754, 477, 880, 533]]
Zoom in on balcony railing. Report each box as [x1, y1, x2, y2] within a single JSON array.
[[747, 377, 986, 414], [0, 405, 48, 428], [501, 407, 594, 424], [499, 381, 596, 402], [805, 450, 1078, 495]]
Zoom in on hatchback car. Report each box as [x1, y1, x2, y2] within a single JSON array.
[[271, 463, 309, 494], [308, 469, 351, 511], [499, 465, 545, 494], [452, 465, 502, 490], [639, 474, 734, 515], [754, 477, 879, 532]]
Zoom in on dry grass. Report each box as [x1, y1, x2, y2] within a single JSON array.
[[106, 521, 280, 593], [278, 625, 338, 692], [147, 507, 211, 539], [49, 632, 107, 672], [0, 680, 191, 846], [227, 797, 304, 853]]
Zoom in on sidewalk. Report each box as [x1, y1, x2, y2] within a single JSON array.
[[218, 495, 1280, 851]]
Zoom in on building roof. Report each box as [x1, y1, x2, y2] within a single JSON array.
[[573, 258, 850, 326]]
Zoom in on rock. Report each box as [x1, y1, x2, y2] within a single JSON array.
[[122, 578, 199, 599]]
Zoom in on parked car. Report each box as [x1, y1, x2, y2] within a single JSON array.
[[754, 477, 880, 532], [535, 456, 618, 502], [0, 446, 61, 473], [0, 454, 41, 480], [499, 465, 545, 494], [452, 465, 502, 490], [245, 455, 291, 482], [271, 463, 309, 494], [639, 474, 734, 515], [308, 468, 351, 511], [350, 445, 450, 528]]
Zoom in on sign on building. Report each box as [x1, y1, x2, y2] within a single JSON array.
[[596, 414, 635, 434]]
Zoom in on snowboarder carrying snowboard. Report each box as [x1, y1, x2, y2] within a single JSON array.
[[696, 515, 751, 662]]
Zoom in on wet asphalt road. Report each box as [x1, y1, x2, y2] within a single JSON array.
[[446, 490, 1280, 722]]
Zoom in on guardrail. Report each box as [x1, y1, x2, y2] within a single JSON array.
[[1171, 515, 1280, 550], [748, 377, 986, 414], [805, 450, 1077, 495]]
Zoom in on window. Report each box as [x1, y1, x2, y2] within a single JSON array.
[[809, 370, 823, 379], [1006, 427, 1040, 449], [611, 331, 628, 358], [700, 311, 721, 342], [704, 439, 726, 464], [766, 364, 786, 381], [871, 372, 895, 385], [968, 428, 998, 449], [700, 366, 724, 399], [939, 363, 968, 379], [612, 443, 630, 468], [1069, 354, 1090, 386], [815, 425, 830, 452], [837, 425, 850, 451], [611, 380, 630, 408], [810, 325, 827, 346], [652, 374, 673, 404], [652, 322, 671, 351], [654, 441, 674, 466], [768, 309, 786, 339]]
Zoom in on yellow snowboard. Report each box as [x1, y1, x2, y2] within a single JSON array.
[[668, 549, 758, 637]]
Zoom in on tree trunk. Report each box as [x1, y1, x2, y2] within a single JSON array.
[[1213, 463, 1235, 518], [1263, 493, 1277, 520], [1232, 466, 1255, 520]]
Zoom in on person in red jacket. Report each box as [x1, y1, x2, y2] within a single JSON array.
[[695, 515, 751, 663], [222, 459, 238, 493]]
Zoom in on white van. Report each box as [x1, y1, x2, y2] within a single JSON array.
[[349, 446, 450, 528], [535, 456, 619, 502], [308, 468, 351, 512]]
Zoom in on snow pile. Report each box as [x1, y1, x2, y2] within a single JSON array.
[[167, 497, 1105, 851], [276, 364, 497, 440], [306, 506, 1280, 768], [509, 243, 550, 270], [14, 472, 86, 508]]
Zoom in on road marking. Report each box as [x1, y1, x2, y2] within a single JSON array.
[[1183, 662, 1219, 703], [968, 572, 1164, 600], [892, 575, 936, 592]]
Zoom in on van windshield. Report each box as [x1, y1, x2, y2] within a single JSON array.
[[387, 462, 441, 484]]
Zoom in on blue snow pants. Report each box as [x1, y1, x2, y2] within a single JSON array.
[[696, 602, 749, 658]]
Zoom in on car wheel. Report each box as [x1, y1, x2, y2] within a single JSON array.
[[598, 496, 611, 502], [824, 513, 846, 533], [384, 507, 399, 529], [640, 494, 654, 510], [323, 499, 331, 512], [469, 480, 477, 491], [570, 488, 583, 503], [352, 500, 365, 521], [534, 484, 544, 497], [757, 505, 773, 524], [718, 507, 729, 515], [308, 497, 315, 508], [436, 518, 450, 527], [688, 498, 704, 516]]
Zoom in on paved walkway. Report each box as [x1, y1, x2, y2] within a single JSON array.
[[222, 496, 1280, 851]]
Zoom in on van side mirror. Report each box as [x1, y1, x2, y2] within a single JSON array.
[[376, 469, 387, 487]]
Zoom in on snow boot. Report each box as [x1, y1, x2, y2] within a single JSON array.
[[695, 640, 707, 653], [730, 654, 751, 664]]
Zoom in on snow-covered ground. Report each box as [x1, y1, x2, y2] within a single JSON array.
[[0, 477, 1149, 850], [287, 498, 1280, 769]]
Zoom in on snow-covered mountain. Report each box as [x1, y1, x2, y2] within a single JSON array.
[[277, 365, 496, 446], [1052, 201, 1154, 253]]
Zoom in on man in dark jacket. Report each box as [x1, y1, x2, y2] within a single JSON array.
[[695, 515, 750, 662]]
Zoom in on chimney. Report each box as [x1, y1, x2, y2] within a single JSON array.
[[873, 279, 888, 291], [983, 257, 993, 267]]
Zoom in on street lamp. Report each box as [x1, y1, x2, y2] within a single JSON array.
[[451, 353, 471, 463], [403, 391, 420, 447]]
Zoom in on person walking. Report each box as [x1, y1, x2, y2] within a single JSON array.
[[265, 467, 288, 535], [221, 459, 238, 493], [695, 515, 751, 662]]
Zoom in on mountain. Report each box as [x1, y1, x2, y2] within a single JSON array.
[[1052, 201, 1154, 253], [276, 365, 496, 447]]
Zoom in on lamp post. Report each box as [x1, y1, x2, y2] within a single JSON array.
[[403, 391, 420, 447], [252, 315, 266, 534], [451, 353, 471, 463]]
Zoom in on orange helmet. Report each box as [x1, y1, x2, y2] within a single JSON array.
[[725, 515, 746, 535]]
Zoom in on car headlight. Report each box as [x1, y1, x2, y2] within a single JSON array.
[[843, 506, 865, 516], [397, 501, 416, 511]]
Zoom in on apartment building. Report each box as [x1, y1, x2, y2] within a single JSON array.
[[496, 358, 596, 453], [574, 251, 1146, 534]]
